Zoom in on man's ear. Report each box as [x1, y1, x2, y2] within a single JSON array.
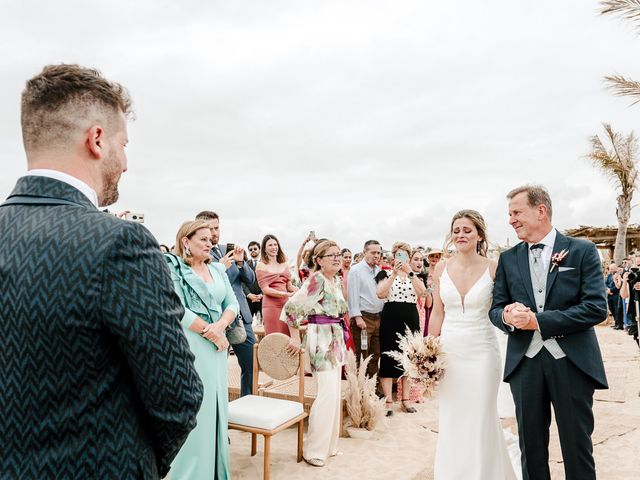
[[86, 125, 105, 159], [538, 204, 548, 219]]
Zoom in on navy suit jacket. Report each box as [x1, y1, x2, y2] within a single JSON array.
[[0, 176, 203, 479], [489, 231, 608, 389], [212, 245, 255, 324], [605, 273, 619, 296]]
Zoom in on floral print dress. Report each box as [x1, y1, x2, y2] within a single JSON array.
[[281, 271, 348, 372]]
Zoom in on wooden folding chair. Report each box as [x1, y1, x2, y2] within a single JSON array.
[[228, 333, 308, 480]]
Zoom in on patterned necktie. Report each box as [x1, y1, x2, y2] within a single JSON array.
[[530, 244, 545, 285], [212, 245, 222, 260]]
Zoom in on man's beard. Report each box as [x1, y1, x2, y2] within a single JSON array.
[[98, 152, 122, 207]]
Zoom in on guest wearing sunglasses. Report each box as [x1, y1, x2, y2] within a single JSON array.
[[243, 241, 264, 319]]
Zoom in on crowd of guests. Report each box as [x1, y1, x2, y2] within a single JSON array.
[[10, 63, 628, 480], [160, 212, 640, 478], [159, 211, 444, 475], [605, 257, 640, 344]]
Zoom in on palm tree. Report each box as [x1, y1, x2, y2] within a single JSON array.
[[586, 123, 639, 263], [600, 1, 640, 101]]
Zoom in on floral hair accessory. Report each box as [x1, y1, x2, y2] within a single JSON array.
[[550, 249, 569, 272]]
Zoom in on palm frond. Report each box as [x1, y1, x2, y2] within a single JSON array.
[[604, 75, 640, 105], [600, 1, 640, 28], [585, 123, 640, 194]]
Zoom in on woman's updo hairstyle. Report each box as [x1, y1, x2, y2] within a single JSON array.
[[443, 209, 489, 257]]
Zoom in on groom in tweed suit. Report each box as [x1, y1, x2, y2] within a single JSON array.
[[0, 65, 203, 479], [490, 185, 607, 480]]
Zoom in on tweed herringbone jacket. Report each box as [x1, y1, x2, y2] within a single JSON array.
[[0, 176, 203, 479]]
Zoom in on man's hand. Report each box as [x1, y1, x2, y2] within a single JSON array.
[[510, 306, 532, 329], [247, 293, 260, 302], [503, 302, 527, 327], [506, 304, 539, 330], [232, 246, 245, 264], [519, 311, 539, 330], [353, 315, 366, 329], [220, 251, 233, 270]]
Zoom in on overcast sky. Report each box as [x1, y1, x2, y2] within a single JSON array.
[[2, 0, 640, 255]]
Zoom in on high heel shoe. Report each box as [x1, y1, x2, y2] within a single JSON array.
[[385, 400, 394, 417], [400, 398, 417, 413]]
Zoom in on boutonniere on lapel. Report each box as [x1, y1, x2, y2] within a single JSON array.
[[550, 249, 569, 272]]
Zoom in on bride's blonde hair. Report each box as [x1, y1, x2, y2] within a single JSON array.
[[443, 209, 489, 257]]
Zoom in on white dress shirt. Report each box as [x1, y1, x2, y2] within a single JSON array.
[[527, 227, 556, 271], [26, 169, 99, 209]]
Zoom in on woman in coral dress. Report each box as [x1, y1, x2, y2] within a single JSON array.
[[256, 234, 297, 335]]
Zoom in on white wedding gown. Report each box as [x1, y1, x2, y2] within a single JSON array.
[[434, 265, 520, 480]]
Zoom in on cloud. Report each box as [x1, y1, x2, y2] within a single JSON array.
[[2, 0, 640, 255]]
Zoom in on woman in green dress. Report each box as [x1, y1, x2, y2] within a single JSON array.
[[166, 220, 239, 479]]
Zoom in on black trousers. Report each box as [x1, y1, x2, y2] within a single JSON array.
[[509, 349, 596, 480], [607, 294, 623, 328], [248, 299, 262, 318]]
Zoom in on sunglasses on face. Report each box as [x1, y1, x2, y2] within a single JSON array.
[[249, 247, 259, 252]]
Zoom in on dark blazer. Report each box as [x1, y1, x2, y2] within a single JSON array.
[[0, 176, 203, 479], [489, 231, 608, 389], [605, 273, 618, 294], [243, 258, 263, 296], [212, 244, 255, 325]]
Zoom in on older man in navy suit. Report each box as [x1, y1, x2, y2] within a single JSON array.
[[196, 210, 256, 397], [0, 64, 202, 479], [490, 185, 607, 480]]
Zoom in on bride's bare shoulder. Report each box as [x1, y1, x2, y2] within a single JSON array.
[[434, 258, 447, 277], [488, 258, 498, 279]]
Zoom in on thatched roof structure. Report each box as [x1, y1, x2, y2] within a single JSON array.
[[564, 224, 640, 241], [563, 224, 640, 259]]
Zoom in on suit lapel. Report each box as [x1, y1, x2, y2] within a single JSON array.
[[517, 242, 537, 307], [545, 231, 570, 301], [211, 245, 223, 262]]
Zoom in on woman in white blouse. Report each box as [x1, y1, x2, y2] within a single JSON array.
[[376, 241, 427, 415]]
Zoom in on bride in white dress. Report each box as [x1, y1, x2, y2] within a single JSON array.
[[430, 210, 519, 480]]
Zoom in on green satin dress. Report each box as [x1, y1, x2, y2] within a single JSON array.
[[168, 260, 239, 480]]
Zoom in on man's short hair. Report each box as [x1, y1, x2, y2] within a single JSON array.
[[195, 211, 219, 221], [506, 184, 553, 220], [248, 241, 260, 249], [363, 240, 381, 251], [21, 64, 133, 154]]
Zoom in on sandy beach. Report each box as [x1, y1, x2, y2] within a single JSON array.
[[229, 325, 640, 479]]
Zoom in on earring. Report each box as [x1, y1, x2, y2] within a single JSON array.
[[185, 245, 191, 256]]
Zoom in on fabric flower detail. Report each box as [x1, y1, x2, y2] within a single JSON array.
[[550, 249, 569, 272]]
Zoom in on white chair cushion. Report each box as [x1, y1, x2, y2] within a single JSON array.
[[228, 395, 304, 430]]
